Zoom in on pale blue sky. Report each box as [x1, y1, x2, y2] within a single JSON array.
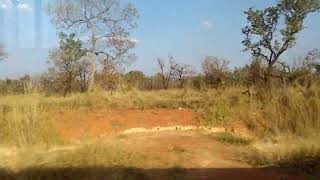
[[0, 0, 319, 77]]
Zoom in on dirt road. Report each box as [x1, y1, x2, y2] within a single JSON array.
[[0, 131, 306, 180], [0, 109, 308, 179], [112, 131, 305, 180]]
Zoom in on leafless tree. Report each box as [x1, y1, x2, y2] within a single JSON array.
[[77, 57, 91, 92], [174, 64, 193, 88], [202, 56, 230, 87], [304, 49, 320, 74], [48, 0, 139, 91], [100, 57, 118, 89], [202, 56, 229, 73], [157, 56, 178, 89], [0, 45, 6, 61]]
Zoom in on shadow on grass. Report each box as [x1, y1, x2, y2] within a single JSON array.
[[0, 166, 312, 180]]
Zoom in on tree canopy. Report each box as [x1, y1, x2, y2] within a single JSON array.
[[47, 33, 87, 95], [48, 0, 139, 90], [242, 0, 320, 79]]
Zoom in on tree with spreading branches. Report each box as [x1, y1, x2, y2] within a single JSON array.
[[48, 33, 87, 95], [202, 56, 230, 88], [242, 0, 320, 82], [157, 57, 178, 90], [174, 63, 193, 88], [49, 0, 139, 91]]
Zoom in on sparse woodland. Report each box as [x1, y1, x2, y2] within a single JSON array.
[[0, 0, 320, 179]]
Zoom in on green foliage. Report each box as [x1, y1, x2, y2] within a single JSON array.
[[203, 102, 229, 125], [215, 132, 251, 145], [47, 33, 88, 95], [242, 0, 320, 77], [125, 71, 146, 89], [48, 0, 139, 90], [202, 56, 230, 88], [58, 32, 87, 60], [246, 58, 266, 85]]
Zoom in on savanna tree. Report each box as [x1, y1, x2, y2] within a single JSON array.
[[305, 49, 320, 73], [49, 0, 139, 91], [77, 57, 91, 92], [125, 70, 146, 89], [157, 57, 178, 90], [48, 33, 87, 95], [242, 0, 320, 82], [202, 56, 230, 87], [174, 63, 193, 88]]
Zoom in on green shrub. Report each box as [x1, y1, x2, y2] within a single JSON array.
[[215, 132, 251, 145]]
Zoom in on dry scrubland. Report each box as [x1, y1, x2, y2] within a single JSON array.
[[0, 86, 319, 179], [1, 0, 320, 179]]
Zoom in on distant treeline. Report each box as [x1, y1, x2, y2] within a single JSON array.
[[0, 0, 319, 95], [0, 49, 319, 95]]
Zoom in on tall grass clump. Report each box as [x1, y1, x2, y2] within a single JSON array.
[[16, 142, 143, 169], [0, 95, 61, 146], [251, 86, 320, 135], [1, 141, 144, 180], [215, 132, 251, 145], [0, 86, 318, 150], [242, 134, 320, 175], [195, 85, 320, 137]]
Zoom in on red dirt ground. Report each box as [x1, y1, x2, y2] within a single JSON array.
[[51, 108, 201, 140], [47, 109, 310, 179], [121, 131, 306, 180]]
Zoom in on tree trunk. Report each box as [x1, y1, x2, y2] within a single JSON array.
[[179, 80, 183, 89], [264, 65, 273, 86], [88, 28, 97, 91], [64, 72, 73, 96], [163, 79, 169, 90], [102, 59, 111, 90], [88, 53, 96, 91]]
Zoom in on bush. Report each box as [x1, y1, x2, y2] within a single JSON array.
[[215, 132, 251, 145]]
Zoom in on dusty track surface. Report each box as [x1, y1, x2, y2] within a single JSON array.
[[0, 131, 306, 180], [26, 109, 306, 179], [51, 108, 201, 140], [121, 131, 305, 180]]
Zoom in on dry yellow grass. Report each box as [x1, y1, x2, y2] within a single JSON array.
[[1, 86, 319, 144], [0, 86, 319, 176]]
